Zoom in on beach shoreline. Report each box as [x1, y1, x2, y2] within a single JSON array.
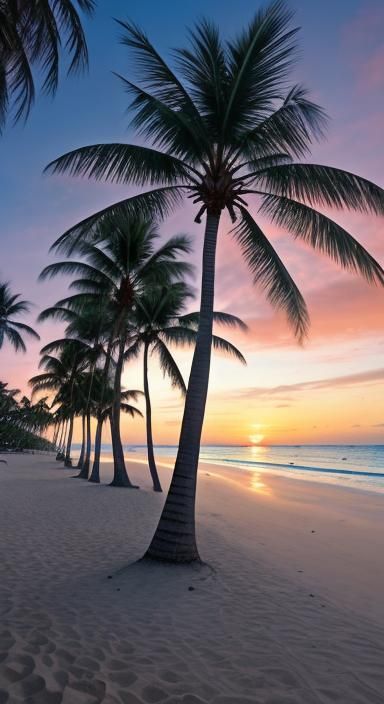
[[1, 453, 383, 703]]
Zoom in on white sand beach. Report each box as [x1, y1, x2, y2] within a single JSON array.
[[0, 453, 384, 704]]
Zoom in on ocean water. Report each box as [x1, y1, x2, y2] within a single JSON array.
[[72, 443, 384, 494]]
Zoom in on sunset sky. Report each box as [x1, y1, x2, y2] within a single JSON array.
[[1, 0, 383, 446]]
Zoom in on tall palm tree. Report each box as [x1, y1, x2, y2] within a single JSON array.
[[40, 214, 193, 486], [0, 0, 95, 131], [125, 283, 247, 491], [45, 2, 384, 561], [0, 281, 40, 352]]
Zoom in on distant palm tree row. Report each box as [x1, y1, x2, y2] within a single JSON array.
[[1, 1, 384, 563], [0, 381, 53, 451]]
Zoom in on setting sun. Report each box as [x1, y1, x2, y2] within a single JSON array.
[[249, 434, 265, 445]]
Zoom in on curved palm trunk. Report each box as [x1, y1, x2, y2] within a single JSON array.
[[64, 414, 74, 467], [89, 415, 103, 483], [146, 212, 220, 562], [110, 335, 135, 488], [76, 410, 91, 479], [143, 340, 162, 492], [76, 413, 86, 468]]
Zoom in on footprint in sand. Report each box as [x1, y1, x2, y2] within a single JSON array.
[[0, 654, 35, 683], [159, 669, 181, 683], [109, 670, 138, 687], [141, 684, 169, 703]]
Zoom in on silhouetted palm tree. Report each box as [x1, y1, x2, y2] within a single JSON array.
[[45, 2, 384, 561], [88, 375, 143, 484], [29, 341, 88, 466], [0, 0, 95, 131], [0, 281, 39, 352], [38, 303, 110, 477], [125, 283, 247, 491]]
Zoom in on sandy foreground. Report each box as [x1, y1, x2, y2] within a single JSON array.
[[0, 453, 383, 704]]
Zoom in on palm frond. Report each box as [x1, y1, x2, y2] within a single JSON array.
[[153, 339, 186, 394], [50, 187, 185, 254], [121, 389, 144, 403], [5, 326, 27, 352], [37, 306, 78, 324], [124, 338, 142, 361], [239, 84, 327, 159], [6, 321, 40, 340], [211, 335, 247, 364], [178, 311, 248, 331], [138, 234, 194, 283], [175, 19, 229, 142], [39, 260, 112, 286], [257, 163, 384, 214], [232, 206, 309, 341], [116, 73, 205, 162], [40, 337, 90, 355], [120, 403, 143, 418], [45, 143, 192, 185], [1, 0, 94, 127], [223, 1, 298, 138], [158, 325, 197, 347], [260, 194, 384, 285]]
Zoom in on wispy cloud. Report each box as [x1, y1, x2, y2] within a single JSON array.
[[213, 367, 384, 402]]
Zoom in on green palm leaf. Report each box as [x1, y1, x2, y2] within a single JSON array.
[[211, 335, 246, 364], [4, 326, 27, 352], [153, 339, 187, 394], [223, 1, 298, 139], [121, 403, 143, 419], [260, 194, 384, 285], [178, 311, 248, 331], [0, 0, 95, 128], [45, 143, 192, 185], [4, 321, 40, 340], [239, 85, 328, 159], [257, 163, 384, 214], [175, 20, 229, 141], [50, 187, 185, 254], [116, 74, 206, 162], [232, 206, 309, 341]]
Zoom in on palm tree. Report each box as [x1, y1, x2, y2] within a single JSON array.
[[0, 0, 95, 131], [38, 303, 111, 477], [40, 214, 193, 486], [0, 281, 40, 352], [45, 3, 384, 561], [29, 341, 88, 466], [88, 374, 143, 484], [125, 283, 247, 491]]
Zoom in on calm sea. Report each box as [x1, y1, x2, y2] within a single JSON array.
[[72, 443, 384, 494]]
